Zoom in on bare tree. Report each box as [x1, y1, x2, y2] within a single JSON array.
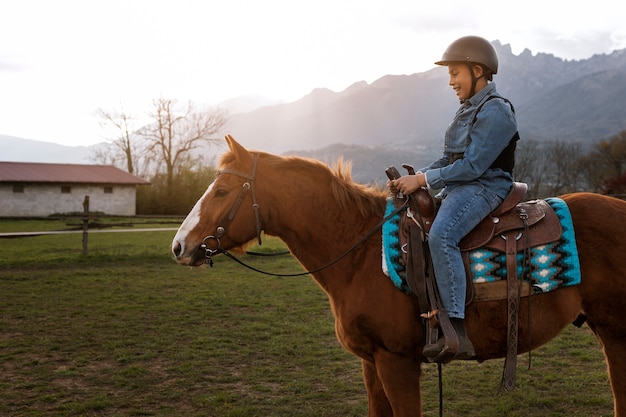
[[513, 139, 547, 199], [514, 139, 589, 198], [139, 98, 228, 188], [543, 140, 585, 196], [590, 130, 626, 180], [96, 108, 140, 174]]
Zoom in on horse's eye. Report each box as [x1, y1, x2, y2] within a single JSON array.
[[214, 189, 228, 198]]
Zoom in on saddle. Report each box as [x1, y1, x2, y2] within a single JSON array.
[[397, 181, 562, 389], [459, 183, 562, 253]]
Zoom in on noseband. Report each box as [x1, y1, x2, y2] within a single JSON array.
[[201, 154, 263, 266]]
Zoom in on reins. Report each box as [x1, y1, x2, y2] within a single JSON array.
[[210, 199, 408, 277], [200, 156, 408, 276]]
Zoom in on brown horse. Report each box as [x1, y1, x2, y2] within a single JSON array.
[[172, 135, 626, 417]]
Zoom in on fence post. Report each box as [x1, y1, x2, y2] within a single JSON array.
[[82, 195, 89, 255]]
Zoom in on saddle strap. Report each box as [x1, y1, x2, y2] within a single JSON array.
[[503, 231, 520, 391], [407, 222, 430, 315], [405, 214, 460, 364]]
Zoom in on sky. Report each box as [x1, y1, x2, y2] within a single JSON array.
[[1, 0, 625, 147]]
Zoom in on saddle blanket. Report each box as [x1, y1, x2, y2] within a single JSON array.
[[382, 197, 582, 295]]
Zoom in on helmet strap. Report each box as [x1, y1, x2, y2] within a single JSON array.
[[465, 63, 485, 102]]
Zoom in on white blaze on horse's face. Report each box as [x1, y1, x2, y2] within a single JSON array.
[[172, 181, 214, 261]]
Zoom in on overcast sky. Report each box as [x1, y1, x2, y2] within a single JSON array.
[[1, 0, 624, 147]]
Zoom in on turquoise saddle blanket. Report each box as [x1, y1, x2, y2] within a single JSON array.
[[382, 197, 582, 295]]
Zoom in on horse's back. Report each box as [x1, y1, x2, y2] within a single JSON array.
[[562, 192, 626, 263], [562, 191, 626, 219]]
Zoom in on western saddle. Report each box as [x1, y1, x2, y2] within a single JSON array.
[[396, 180, 562, 390]]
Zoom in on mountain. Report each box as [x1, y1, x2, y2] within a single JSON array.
[[218, 95, 282, 114], [227, 41, 626, 154], [0, 135, 105, 163], [516, 69, 626, 140], [3, 40, 626, 182]]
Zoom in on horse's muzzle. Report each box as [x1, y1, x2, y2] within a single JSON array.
[[172, 240, 206, 266]]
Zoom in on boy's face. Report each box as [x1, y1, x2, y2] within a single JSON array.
[[447, 63, 485, 101]]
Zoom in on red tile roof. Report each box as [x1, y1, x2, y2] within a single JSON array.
[[0, 162, 149, 185]]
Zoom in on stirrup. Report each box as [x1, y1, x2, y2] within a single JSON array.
[[422, 309, 458, 363], [423, 337, 445, 358], [422, 316, 476, 363]]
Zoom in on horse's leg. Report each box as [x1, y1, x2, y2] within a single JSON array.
[[588, 322, 626, 417], [583, 282, 626, 417], [564, 193, 626, 416], [371, 349, 422, 417], [362, 360, 393, 417]]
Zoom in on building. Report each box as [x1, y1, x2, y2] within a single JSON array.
[[0, 162, 149, 217]]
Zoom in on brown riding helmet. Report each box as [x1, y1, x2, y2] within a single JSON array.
[[435, 35, 498, 77]]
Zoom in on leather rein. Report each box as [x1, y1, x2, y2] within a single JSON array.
[[200, 154, 408, 277]]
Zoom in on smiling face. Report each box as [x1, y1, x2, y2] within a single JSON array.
[[447, 63, 487, 102]]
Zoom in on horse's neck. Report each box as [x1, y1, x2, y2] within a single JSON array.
[[273, 202, 350, 261], [269, 194, 385, 292]]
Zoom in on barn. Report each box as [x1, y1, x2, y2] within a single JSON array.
[[0, 162, 149, 217]]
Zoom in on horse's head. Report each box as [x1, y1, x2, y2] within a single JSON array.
[[172, 135, 265, 266]]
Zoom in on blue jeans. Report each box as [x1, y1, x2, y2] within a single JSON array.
[[428, 183, 504, 319]]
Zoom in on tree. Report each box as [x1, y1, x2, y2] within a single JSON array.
[[543, 140, 585, 196], [136, 164, 218, 215], [590, 130, 626, 181], [577, 153, 606, 193], [603, 173, 626, 195], [139, 97, 228, 189], [96, 108, 141, 175], [513, 139, 547, 199]]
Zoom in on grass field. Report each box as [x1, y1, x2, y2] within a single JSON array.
[[0, 219, 615, 416]]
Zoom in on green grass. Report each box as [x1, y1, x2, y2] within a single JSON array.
[[0, 219, 614, 416], [0, 216, 181, 233]]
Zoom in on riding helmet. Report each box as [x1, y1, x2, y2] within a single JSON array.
[[435, 35, 498, 75]]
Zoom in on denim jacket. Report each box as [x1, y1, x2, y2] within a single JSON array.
[[422, 82, 517, 199]]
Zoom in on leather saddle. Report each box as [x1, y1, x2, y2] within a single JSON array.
[[401, 182, 562, 264], [398, 182, 563, 387], [459, 182, 562, 253]]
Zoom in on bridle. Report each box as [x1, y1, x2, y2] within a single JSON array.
[[199, 153, 408, 276], [200, 153, 263, 266]]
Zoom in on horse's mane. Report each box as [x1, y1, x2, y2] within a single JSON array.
[[326, 157, 388, 218], [220, 151, 387, 219]]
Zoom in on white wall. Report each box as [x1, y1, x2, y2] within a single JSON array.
[[0, 183, 138, 216]]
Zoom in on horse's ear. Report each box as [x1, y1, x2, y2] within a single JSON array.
[[225, 134, 253, 164]]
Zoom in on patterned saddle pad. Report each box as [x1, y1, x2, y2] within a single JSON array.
[[382, 197, 581, 295]]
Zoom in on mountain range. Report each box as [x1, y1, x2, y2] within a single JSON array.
[[3, 40, 626, 183], [227, 40, 626, 154]]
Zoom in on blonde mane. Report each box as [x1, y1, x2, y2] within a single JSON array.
[[327, 157, 388, 218]]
